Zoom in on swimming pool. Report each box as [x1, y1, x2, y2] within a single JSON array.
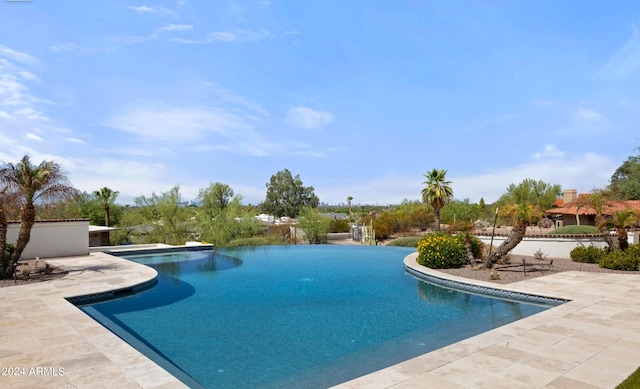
[[76, 245, 552, 388]]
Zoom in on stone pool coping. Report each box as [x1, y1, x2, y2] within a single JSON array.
[[333, 252, 640, 388], [1, 251, 639, 388]]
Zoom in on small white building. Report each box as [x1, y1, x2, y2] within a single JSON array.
[[6, 220, 90, 260], [88, 225, 120, 247]]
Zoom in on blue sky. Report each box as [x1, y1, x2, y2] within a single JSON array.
[[1, 1, 639, 206]]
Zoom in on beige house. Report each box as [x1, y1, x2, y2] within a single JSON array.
[[546, 189, 640, 226]]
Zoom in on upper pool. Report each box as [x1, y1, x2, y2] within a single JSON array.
[[76, 245, 553, 388]]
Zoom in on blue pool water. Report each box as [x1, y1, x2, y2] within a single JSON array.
[[78, 245, 550, 388]]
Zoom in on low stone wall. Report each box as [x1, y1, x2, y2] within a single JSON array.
[[475, 234, 611, 259]]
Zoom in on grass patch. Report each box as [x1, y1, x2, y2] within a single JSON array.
[[385, 237, 421, 247], [617, 367, 640, 389], [548, 225, 600, 235]]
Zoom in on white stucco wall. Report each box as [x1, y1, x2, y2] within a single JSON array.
[[6, 220, 90, 260], [476, 234, 616, 259]]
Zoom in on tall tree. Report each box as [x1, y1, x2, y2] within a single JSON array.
[[496, 178, 561, 211], [611, 209, 637, 251], [421, 169, 453, 231], [576, 190, 615, 250], [610, 148, 640, 200], [297, 206, 329, 244], [440, 198, 480, 224], [130, 186, 194, 245], [483, 178, 558, 268], [262, 169, 319, 218], [198, 182, 235, 219], [93, 187, 119, 227], [0, 190, 10, 275], [0, 155, 78, 277], [484, 203, 544, 268], [347, 196, 353, 222]]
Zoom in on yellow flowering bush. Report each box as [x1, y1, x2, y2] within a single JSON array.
[[416, 232, 467, 269]]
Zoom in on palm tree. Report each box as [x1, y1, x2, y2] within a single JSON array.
[[0, 191, 9, 274], [94, 187, 119, 227], [0, 155, 78, 276], [611, 209, 637, 251], [347, 196, 353, 222], [421, 169, 453, 231], [484, 203, 544, 268], [576, 190, 615, 250]]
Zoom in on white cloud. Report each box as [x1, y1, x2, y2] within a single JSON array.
[[532, 99, 555, 107], [0, 74, 28, 106], [172, 29, 272, 44], [600, 25, 640, 79], [451, 151, 616, 203], [14, 107, 49, 121], [202, 82, 270, 117], [0, 46, 47, 118], [49, 43, 100, 53], [104, 105, 251, 141], [0, 45, 39, 65], [574, 107, 603, 121], [66, 137, 87, 145], [533, 144, 565, 159], [0, 110, 12, 119], [233, 29, 271, 41], [127, 5, 177, 16], [210, 32, 238, 42], [285, 106, 335, 130], [169, 38, 202, 44], [66, 157, 169, 204], [104, 99, 337, 159], [18, 70, 39, 82], [112, 34, 159, 44], [50, 43, 79, 52], [127, 5, 155, 13], [25, 133, 44, 142], [158, 23, 193, 32]]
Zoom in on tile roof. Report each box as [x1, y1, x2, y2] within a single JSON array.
[[546, 199, 640, 216]]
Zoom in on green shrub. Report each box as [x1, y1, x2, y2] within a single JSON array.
[[570, 246, 606, 263], [1, 244, 15, 276], [416, 232, 467, 269], [386, 237, 421, 247], [548, 225, 600, 235], [454, 234, 483, 259], [329, 219, 350, 233], [225, 237, 284, 248], [372, 211, 395, 241], [600, 245, 640, 271]]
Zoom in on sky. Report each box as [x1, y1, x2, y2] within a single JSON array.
[[1, 1, 640, 206]]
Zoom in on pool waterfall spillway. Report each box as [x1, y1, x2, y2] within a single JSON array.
[[70, 246, 566, 389]]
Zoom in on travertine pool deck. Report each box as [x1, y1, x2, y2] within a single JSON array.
[[0, 252, 187, 389], [1, 251, 639, 388]]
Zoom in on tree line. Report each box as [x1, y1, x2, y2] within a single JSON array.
[[1, 146, 639, 278]]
